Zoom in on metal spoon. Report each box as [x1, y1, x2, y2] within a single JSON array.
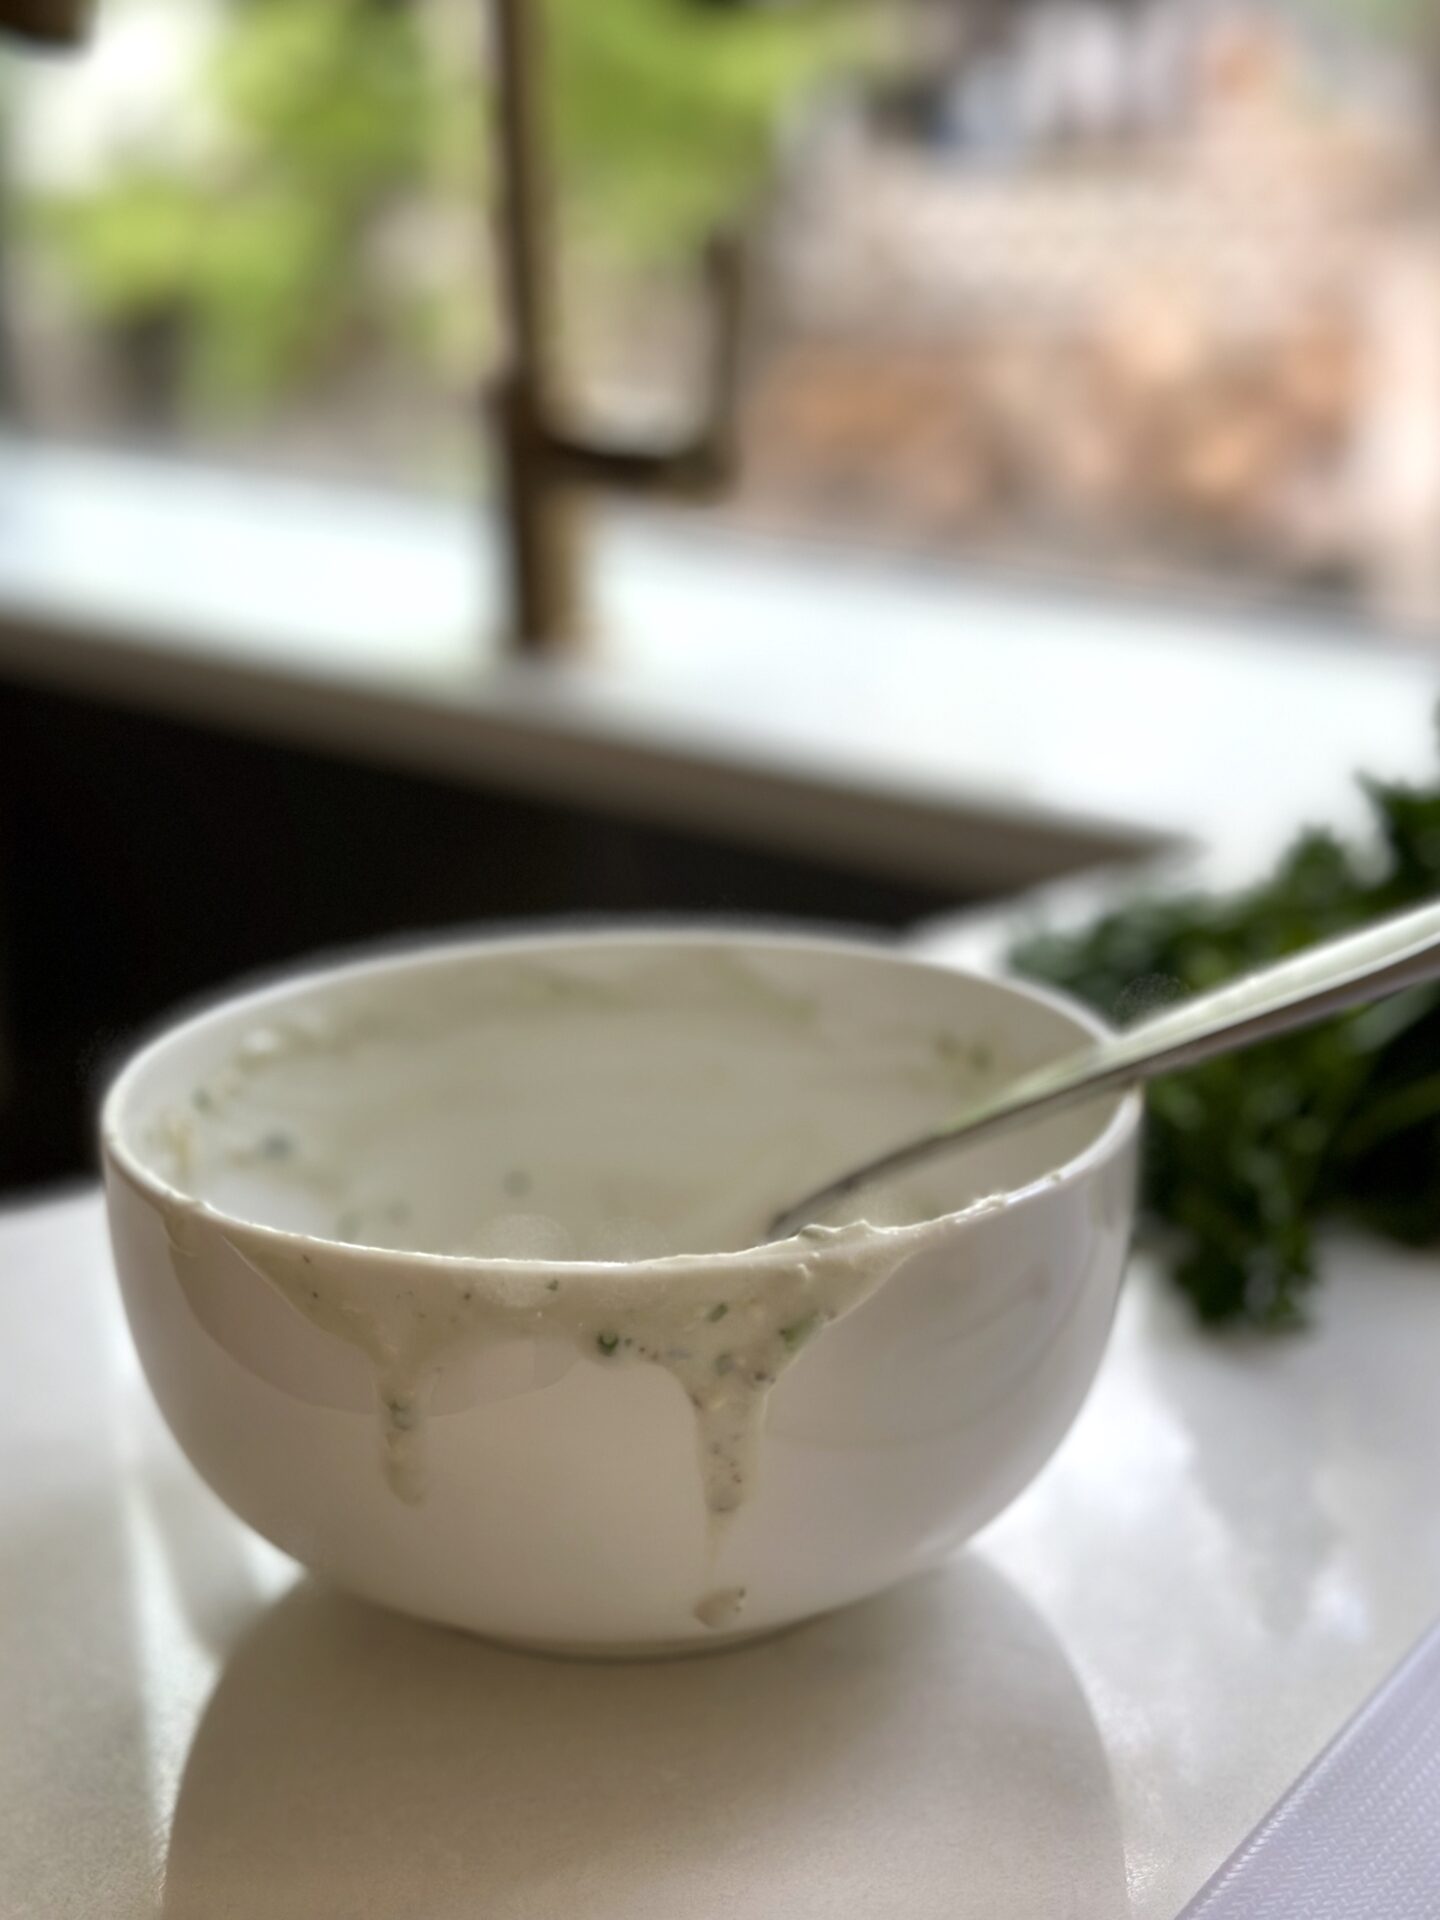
[[766, 898, 1440, 1241]]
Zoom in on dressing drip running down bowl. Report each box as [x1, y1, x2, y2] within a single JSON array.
[[101, 930, 1139, 1655]]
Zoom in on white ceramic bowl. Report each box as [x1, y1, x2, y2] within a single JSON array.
[[102, 928, 1138, 1655]]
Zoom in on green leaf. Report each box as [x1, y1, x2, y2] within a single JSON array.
[[1011, 729, 1440, 1328]]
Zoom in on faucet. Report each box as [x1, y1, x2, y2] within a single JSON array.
[[489, 0, 746, 652]]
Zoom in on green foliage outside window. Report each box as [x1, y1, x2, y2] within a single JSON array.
[[27, 0, 862, 416]]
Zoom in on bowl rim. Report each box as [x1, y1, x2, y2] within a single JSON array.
[[101, 922, 1141, 1279]]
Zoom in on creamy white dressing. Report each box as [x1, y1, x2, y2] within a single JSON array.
[[222, 1215, 922, 1524], [694, 1586, 748, 1630], [124, 944, 1098, 1625]]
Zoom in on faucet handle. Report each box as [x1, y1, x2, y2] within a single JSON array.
[[691, 222, 756, 487], [549, 224, 750, 500], [692, 224, 748, 490]]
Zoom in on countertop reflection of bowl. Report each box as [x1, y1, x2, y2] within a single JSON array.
[[102, 929, 1138, 1655], [163, 1563, 1127, 1918]]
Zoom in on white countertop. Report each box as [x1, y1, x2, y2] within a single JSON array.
[[3, 440, 1438, 892], [6, 1188, 1439, 1919]]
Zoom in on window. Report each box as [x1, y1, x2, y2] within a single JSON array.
[[4, 0, 1437, 650]]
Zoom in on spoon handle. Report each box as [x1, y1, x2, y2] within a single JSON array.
[[767, 898, 1440, 1240]]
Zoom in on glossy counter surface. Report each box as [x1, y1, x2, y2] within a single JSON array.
[[4, 1190, 1438, 1918]]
